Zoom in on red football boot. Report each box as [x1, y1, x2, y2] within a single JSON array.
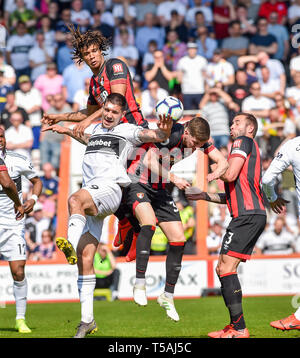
[[113, 218, 132, 248], [270, 314, 300, 331], [125, 231, 138, 262]]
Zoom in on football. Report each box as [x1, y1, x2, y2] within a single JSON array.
[[155, 96, 184, 121]]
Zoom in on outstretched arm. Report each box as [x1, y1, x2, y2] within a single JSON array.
[[138, 114, 172, 143], [42, 124, 91, 145], [185, 187, 227, 204]]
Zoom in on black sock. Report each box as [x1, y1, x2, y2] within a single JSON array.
[[165, 242, 185, 294], [136, 225, 156, 279], [219, 272, 246, 330]]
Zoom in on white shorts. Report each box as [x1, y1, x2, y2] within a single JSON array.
[[82, 181, 122, 241], [0, 226, 26, 261]]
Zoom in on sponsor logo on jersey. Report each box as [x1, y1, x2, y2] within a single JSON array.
[[113, 63, 123, 73], [233, 139, 242, 148]]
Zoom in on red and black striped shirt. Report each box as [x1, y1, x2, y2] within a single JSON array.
[[225, 136, 266, 218], [88, 58, 148, 128]]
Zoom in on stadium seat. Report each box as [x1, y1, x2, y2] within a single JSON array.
[[94, 288, 112, 301]]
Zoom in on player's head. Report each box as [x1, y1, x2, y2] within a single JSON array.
[[230, 113, 258, 139], [67, 24, 110, 71], [102, 93, 127, 129], [183, 117, 210, 148], [0, 127, 6, 153]]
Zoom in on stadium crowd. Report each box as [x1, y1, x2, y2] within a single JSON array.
[[0, 0, 299, 260]]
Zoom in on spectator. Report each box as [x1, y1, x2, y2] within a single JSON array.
[[70, 0, 91, 32], [185, 0, 213, 29], [15, 75, 43, 151], [72, 77, 90, 111], [112, 0, 136, 26], [267, 11, 289, 61], [34, 62, 64, 112], [141, 80, 169, 118], [235, 4, 256, 38], [0, 70, 13, 114], [212, 0, 237, 43], [241, 81, 275, 151], [38, 192, 56, 223], [255, 217, 296, 255], [221, 20, 249, 70], [135, 12, 165, 57], [165, 9, 189, 44], [6, 20, 35, 81], [112, 28, 139, 77], [238, 52, 286, 94], [205, 49, 235, 89], [39, 15, 57, 49], [0, 91, 29, 130], [47, 1, 60, 27], [259, 66, 281, 100], [40, 94, 71, 171], [132, 75, 142, 108], [263, 107, 285, 157], [8, 0, 37, 34], [93, 0, 115, 27], [176, 42, 207, 110], [36, 229, 57, 261], [25, 201, 51, 247], [199, 86, 231, 149], [40, 162, 59, 198], [28, 31, 56, 82], [94, 243, 120, 301], [206, 220, 224, 255], [89, 10, 114, 40], [56, 33, 74, 74], [248, 17, 278, 56], [135, 0, 156, 27], [288, 0, 300, 26], [227, 69, 250, 112], [55, 7, 75, 47], [156, 0, 187, 27], [286, 71, 300, 108], [142, 39, 157, 73], [5, 110, 33, 160], [162, 30, 187, 72], [62, 60, 92, 106], [194, 25, 217, 61], [144, 49, 175, 94], [258, 0, 287, 25], [113, 19, 135, 48], [0, 51, 16, 86], [289, 46, 300, 80]]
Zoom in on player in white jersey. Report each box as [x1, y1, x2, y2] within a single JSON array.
[[0, 127, 42, 333], [262, 136, 300, 331], [43, 93, 172, 338]]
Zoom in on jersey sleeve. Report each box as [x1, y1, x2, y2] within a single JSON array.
[[201, 141, 215, 154], [0, 153, 7, 171], [121, 124, 144, 145], [87, 82, 98, 106], [19, 157, 39, 180], [230, 136, 252, 160], [262, 141, 291, 202], [106, 58, 129, 86]]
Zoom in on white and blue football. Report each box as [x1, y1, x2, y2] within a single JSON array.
[[155, 96, 184, 121]]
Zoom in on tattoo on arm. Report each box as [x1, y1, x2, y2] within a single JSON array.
[[205, 192, 227, 204], [65, 128, 90, 145], [138, 129, 168, 143]]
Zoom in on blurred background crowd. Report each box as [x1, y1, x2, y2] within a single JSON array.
[[0, 0, 299, 261]]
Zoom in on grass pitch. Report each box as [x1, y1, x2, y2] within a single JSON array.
[[0, 296, 299, 339]]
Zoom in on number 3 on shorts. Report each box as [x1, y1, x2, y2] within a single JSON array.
[[224, 231, 234, 245]]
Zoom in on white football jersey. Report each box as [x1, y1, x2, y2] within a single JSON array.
[[0, 151, 37, 227], [82, 122, 143, 188], [262, 136, 300, 216]]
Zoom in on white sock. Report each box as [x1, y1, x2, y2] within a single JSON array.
[[13, 278, 27, 320], [77, 275, 96, 323], [68, 214, 86, 251], [135, 278, 146, 287], [294, 307, 300, 320], [164, 291, 174, 300]]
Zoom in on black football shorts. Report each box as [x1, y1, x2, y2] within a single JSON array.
[[220, 214, 267, 261], [123, 182, 181, 223]]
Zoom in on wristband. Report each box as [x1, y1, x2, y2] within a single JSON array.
[[31, 194, 38, 203]]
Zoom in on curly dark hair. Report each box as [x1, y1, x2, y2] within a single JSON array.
[[67, 24, 111, 64]]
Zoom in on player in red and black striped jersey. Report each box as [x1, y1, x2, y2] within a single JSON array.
[[186, 113, 267, 338], [41, 26, 148, 133], [121, 117, 228, 321]]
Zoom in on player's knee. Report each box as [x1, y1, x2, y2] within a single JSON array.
[[68, 194, 82, 210], [12, 267, 25, 281]]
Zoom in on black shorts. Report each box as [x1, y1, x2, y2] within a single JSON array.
[[220, 214, 266, 261], [123, 182, 181, 223]]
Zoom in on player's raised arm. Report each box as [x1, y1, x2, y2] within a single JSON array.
[[138, 114, 172, 143], [207, 147, 229, 182]]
